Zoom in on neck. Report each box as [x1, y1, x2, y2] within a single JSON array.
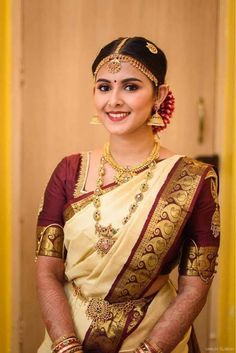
[[109, 128, 157, 167]]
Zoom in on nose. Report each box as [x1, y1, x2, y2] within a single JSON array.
[[107, 87, 123, 108]]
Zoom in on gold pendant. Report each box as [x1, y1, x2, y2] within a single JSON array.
[[107, 58, 122, 73], [95, 237, 116, 256], [95, 224, 119, 256], [115, 169, 135, 184], [95, 224, 118, 237]]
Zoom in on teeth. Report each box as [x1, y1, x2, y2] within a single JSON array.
[[108, 112, 129, 118]]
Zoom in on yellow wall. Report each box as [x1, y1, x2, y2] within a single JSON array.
[[218, 0, 235, 350], [0, 0, 11, 351]]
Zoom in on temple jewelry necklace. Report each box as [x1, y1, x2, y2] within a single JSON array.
[[103, 141, 160, 184], [93, 144, 160, 256]]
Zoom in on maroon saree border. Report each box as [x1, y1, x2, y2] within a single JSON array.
[[106, 157, 210, 302], [106, 156, 183, 301]]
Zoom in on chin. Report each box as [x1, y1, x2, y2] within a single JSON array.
[[102, 122, 131, 136], [106, 128, 130, 136]]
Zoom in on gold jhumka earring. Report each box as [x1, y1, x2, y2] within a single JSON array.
[[90, 115, 101, 125], [147, 106, 165, 127]]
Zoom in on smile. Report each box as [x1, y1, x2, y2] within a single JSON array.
[[107, 112, 130, 121]]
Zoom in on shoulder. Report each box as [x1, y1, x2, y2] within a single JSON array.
[[45, 152, 87, 198], [56, 152, 84, 173], [181, 156, 217, 179], [49, 152, 83, 184], [61, 152, 82, 166], [159, 148, 217, 178], [181, 157, 219, 203]]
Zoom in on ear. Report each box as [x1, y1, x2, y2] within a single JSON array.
[[154, 84, 169, 106]]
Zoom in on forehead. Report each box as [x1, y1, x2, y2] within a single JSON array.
[[96, 61, 151, 83]]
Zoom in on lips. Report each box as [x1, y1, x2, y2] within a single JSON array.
[[106, 111, 130, 122]]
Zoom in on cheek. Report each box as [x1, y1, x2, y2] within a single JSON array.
[[94, 94, 104, 109], [133, 95, 154, 112]]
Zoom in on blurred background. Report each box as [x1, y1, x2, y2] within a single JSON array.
[[0, 0, 235, 352]]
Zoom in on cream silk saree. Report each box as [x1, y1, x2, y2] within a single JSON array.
[[38, 154, 213, 353]]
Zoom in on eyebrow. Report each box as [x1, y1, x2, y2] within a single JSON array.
[[96, 77, 143, 83]]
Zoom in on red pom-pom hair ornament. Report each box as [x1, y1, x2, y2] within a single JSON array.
[[152, 90, 175, 134]]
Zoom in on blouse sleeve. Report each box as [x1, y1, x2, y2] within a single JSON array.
[[179, 167, 220, 282], [35, 158, 68, 261]]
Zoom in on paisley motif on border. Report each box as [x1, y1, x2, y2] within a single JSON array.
[[108, 157, 209, 302]]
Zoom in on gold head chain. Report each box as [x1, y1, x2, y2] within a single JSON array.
[[94, 38, 159, 86]]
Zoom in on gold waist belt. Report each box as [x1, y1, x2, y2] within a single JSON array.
[[71, 281, 151, 327]]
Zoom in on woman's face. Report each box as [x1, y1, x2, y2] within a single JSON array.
[[93, 61, 156, 137]]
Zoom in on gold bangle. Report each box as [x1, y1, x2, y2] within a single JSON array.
[[134, 348, 145, 353], [56, 344, 83, 353], [51, 333, 77, 349], [135, 343, 151, 353], [54, 343, 83, 353], [144, 339, 163, 353]]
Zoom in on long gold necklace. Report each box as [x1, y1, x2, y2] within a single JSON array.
[[103, 141, 160, 184], [93, 143, 160, 256]]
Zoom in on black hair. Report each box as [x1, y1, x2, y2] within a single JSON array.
[[92, 37, 167, 86]]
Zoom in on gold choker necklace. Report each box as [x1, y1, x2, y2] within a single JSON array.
[[103, 141, 160, 184], [93, 148, 158, 256]]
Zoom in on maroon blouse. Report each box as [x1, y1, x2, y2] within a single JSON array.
[[37, 154, 220, 279]]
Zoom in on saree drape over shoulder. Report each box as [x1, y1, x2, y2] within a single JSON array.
[[36, 154, 220, 353]]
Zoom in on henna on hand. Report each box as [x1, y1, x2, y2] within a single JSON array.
[[148, 276, 211, 353]]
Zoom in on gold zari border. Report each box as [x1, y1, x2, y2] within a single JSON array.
[[109, 157, 209, 302], [35, 224, 64, 261], [205, 168, 220, 238], [73, 152, 89, 198], [180, 244, 218, 282]]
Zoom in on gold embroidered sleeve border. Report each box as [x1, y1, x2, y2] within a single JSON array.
[[35, 224, 64, 260], [180, 244, 218, 282]]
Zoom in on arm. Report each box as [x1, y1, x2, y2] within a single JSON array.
[[36, 256, 76, 340], [148, 276, 211, 353], [35, 156, 82, 350]]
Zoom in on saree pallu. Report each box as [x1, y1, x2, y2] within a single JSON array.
[[38, 155, 217, 353]]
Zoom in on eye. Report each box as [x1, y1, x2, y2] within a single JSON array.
[[97, 84, 111, 92], [124, 83, 139, 91]]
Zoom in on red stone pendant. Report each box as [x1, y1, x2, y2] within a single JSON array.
[[95, 237, 116, 256]]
